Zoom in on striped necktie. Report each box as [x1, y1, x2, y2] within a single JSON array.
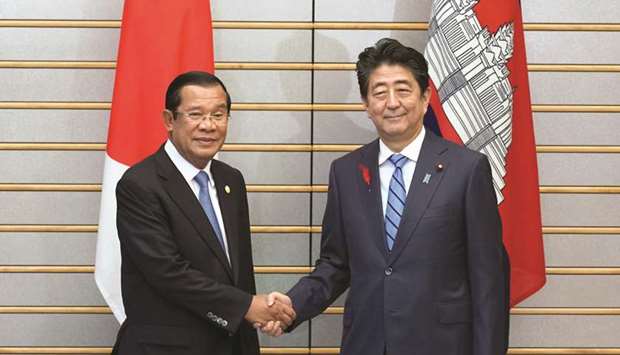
[[385, 154, 408, 251], [194, 171, 226, 252]]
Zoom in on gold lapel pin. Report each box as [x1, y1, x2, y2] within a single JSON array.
[[436, 163, 444, 172], [224, 185, 231, 194]]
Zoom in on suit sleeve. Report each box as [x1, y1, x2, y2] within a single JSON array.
[[286, 161, 351, 330], [116, 175, 252, 333], [465, 155, 510, 355]]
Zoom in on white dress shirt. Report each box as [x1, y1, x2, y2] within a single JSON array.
[[164, 140, 230, 262], [378, 127, 426, 215]]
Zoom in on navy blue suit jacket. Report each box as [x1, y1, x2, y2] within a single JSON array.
[[288, 132, 509, 355]]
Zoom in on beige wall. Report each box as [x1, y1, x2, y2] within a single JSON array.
[[1, 0, 619, 352]]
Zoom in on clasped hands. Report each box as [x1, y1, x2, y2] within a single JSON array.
[[244, 292, 294, 337]]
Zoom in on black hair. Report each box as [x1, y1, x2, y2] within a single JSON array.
[[165, 71, 231, 115], [356, 38, 429, 99]]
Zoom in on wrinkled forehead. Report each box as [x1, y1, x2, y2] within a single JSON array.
[[178, 84, 228, 107], [368, 63, 419, 88]]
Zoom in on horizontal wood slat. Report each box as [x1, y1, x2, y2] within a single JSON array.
[[1, 20, 620, 31], [1, 348, 617, 354], [0, 225, 618, 234], [2, 61, 620, 73], [1, 266, 620, 275], [2, 102, 620, 113], [1, 184, 618, 194], [1, 143, 619, 153]]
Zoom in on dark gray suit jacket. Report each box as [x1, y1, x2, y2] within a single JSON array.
[[112, 146, 259, 355], [288, 132, 509, 355]]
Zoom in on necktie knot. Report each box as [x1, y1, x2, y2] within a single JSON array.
[[194, 171, 210, 189], [388, 154, 408, 169]]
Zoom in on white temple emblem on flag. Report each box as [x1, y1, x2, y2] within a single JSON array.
[[425, 0, 515, 203]]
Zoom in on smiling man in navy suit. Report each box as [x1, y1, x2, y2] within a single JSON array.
[[262, 39, 510, 355]]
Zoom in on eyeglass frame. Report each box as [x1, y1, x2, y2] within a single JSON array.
[[170, 109, 230, 124]]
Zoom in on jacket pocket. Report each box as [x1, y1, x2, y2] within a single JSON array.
[[436, 302, 472, 324]]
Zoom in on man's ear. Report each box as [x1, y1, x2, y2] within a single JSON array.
[[162, 109, 174, 133], [422, 86, 431, 112]]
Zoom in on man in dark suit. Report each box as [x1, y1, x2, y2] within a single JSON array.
[[262, 39, 509, 354], [112, 71, 295, 355]]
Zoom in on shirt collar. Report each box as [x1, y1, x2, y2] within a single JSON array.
[[164, 140, 214, 187], [378, 126, 426, 166]]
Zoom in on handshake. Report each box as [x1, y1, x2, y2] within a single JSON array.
[[244, 292, 295, 337]]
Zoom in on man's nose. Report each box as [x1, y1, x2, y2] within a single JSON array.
[[198, 117, 217, 130], [386, 90, 400, 109]]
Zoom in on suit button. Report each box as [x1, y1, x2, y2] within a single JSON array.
[[385, 267, 393, 276]]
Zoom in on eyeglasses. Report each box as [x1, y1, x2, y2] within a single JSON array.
[[174, 110, 229, 124]]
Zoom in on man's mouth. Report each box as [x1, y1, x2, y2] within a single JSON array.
[[384, 113, 406, 119]]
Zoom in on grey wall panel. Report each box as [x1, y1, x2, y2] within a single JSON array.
[[0, 234, 95, 265], [0, 274, 103, 305], [315, 0, 431, 22], [214, 29, 312, 62], [521, 275, 620, 307], [314, 193, 620, 228], [227, 111, 311, 144], [0, 0, 123, 19], [0, 68, 114, 102], [251, 234, 309, 265], [247, 192, 309, 225], [533, 113, 620, 145], [310, 314, 342, 347], [217, 70, 311, 103], [0, 314, 118, 346], [312, 193, 327, 226], [212, 0, 312, 21], [314, 30, 429, 62], [0, 28, 120, 61], [541, 194, 620, 226], [218, 152, 310, 184], [509, 315, 620, 347], [542, 234, 620, 267], [259, 321, 309, 347], [0, 150, 105, 181], [314, 70, 359, 103], [525, 32, 620, 64], [537, 153, 620, 186], [312, 152, 347, 185], [314, 111, 376, 144], [529, 72, 620, 105], [522, 0, 620, 23], [0, 191, 100, 224], [0, 110, 109, 143], [255, 274, 306, 296]]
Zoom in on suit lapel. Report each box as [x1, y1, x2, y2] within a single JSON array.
[[357, 140, 389, 257], [388, 133, 449, 264], [155, 148, 234, 281], [211, 160, 240, 286]]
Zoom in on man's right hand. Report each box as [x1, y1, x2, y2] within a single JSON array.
[[244, 294, 296, 330]]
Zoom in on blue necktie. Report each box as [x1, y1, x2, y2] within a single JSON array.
[[194, 171, 226, 252], [385, 154, 408, 251]]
